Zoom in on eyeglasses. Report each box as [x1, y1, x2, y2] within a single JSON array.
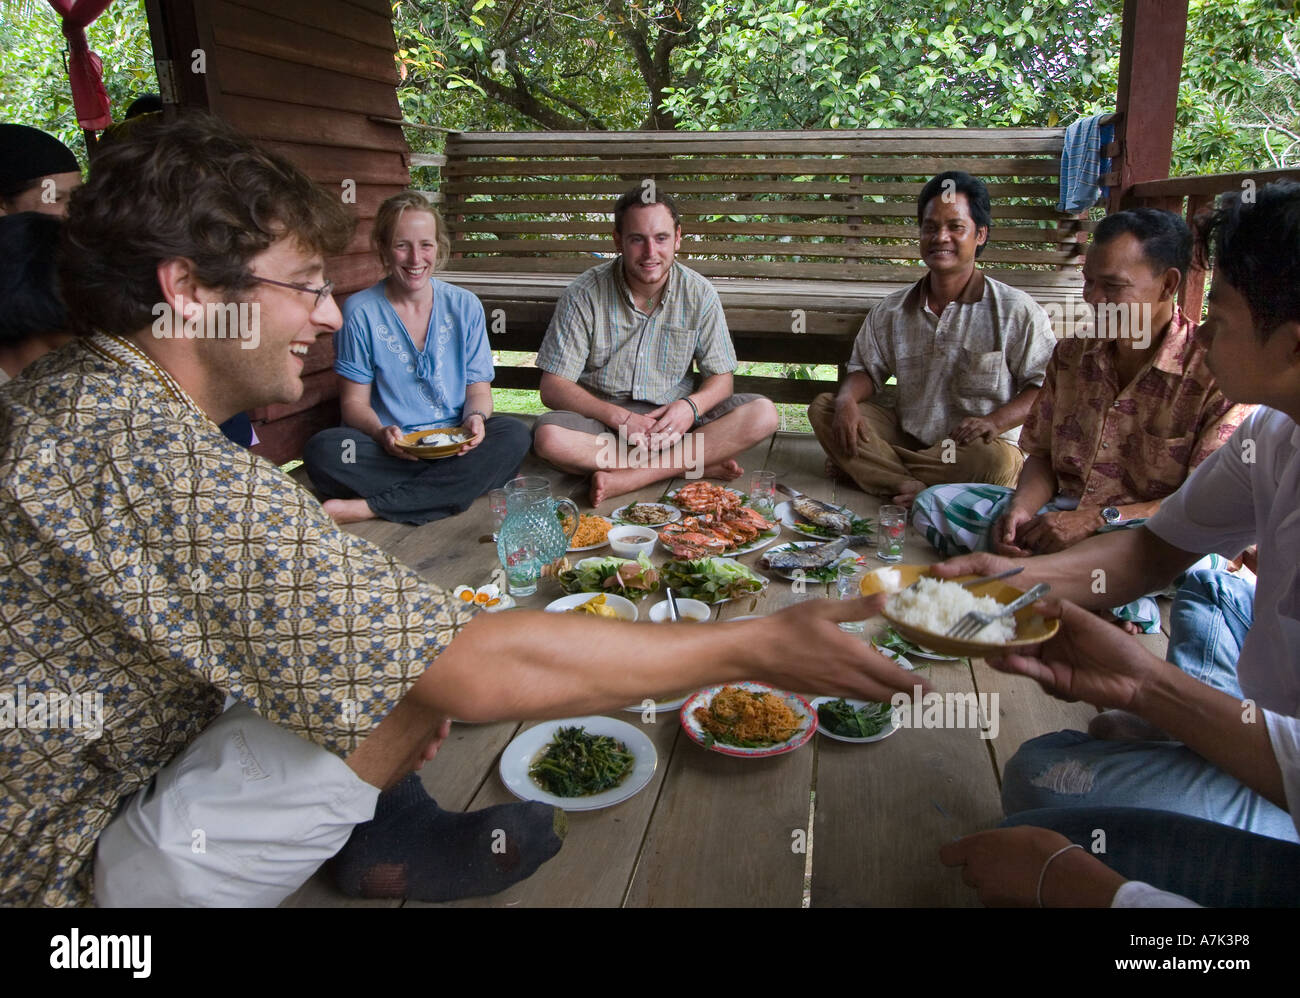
[[252, 276, 335, 310]]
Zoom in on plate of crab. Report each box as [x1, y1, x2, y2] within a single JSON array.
[[658, 482, 782, 558]]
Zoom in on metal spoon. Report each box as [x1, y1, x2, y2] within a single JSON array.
[[666, 587, 681, 622]]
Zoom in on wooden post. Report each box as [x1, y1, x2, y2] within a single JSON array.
[[143, 0, 215, 115], [1109, 0, 1189, 213], [1180, 193, 1211, 320]]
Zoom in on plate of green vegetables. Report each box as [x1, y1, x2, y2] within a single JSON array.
[[499, 717, 657, 811], [872, 625, 962, 662], [810, 696, 900, 744]]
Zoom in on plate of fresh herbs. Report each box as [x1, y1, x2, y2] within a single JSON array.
[[499, 717, 657, 811], [810, 696, 900, 743]]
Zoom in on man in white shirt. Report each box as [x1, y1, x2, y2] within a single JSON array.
[[937, 179, 1300, 907]]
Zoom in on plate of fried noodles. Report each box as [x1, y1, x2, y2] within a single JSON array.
[[680, 681, 816, 758]]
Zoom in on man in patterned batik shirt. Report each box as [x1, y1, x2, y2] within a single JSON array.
[[0, 115, 915, 907], [912, 208, 1254, 632]]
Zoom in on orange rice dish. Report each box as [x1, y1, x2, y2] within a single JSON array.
[[563, 514, 612, 548], [693, 685, 802, 745]]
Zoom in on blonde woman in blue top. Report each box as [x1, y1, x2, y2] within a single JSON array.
[[305, 192, 529, 524]]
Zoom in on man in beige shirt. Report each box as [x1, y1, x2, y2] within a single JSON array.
[[808, 171, 1056, 506]]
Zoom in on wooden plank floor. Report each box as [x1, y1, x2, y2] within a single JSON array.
[[283, 427, 1120, 908]]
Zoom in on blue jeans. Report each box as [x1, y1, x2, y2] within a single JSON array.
[[1001, 808, 1300, 907], [1002, 568, 1299, 845]]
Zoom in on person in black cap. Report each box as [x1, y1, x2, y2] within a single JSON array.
[[0, 124, 82, 217]]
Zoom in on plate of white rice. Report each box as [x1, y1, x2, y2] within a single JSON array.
[[861, 563, 1058, 657], [397, 425, 470, 458]]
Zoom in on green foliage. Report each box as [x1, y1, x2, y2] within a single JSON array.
[[1173, 0, 1298, 172], [662, 0, 1119, 130], [396, 0, 1293, 175], [391, 0, 690, 158], [1, 0, 1290, 182], [0, 1, 157, 166]]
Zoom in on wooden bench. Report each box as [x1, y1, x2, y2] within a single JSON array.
[[436, 128, 1095, 405]]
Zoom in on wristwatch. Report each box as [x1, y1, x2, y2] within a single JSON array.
[[1100, 506, 1122, 526]]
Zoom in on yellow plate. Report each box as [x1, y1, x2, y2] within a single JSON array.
[[861, 563, 1059, 658], [397, 425, 470, 459]]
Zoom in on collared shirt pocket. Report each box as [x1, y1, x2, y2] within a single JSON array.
[[955, 349, 1006, 401], [1134, 426, 1198, 478]]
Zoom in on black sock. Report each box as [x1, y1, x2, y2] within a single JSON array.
[[334, 774, 567, 901]]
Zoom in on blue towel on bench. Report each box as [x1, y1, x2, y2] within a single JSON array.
[[1058, 113, 1115, 212]]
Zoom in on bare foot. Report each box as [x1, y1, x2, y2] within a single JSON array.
[[824, 457, 852, 483], [700, 458, 743, 482], [590, 470, 614, 507], [891, 478, 924, 508], [323, 498, 377, 525]]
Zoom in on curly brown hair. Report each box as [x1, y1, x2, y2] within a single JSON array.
[[371, 190, 449, 274], [60, 112, 354, 336]]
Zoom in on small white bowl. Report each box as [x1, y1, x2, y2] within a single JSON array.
[[648, 597, 711, 623], [608, 523, 659, 559], [544, 592, 638, 621]]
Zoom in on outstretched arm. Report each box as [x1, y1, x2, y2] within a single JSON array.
[[935, 524, 1201, 611], [347, 595, 921, 789], [990, 598, 1287, 810]]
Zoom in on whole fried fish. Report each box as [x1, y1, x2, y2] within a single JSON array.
[[761, 536, 851, 571], [790, 496, 853, 535]]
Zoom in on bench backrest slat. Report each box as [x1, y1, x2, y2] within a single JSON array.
[[441, 129, 1084, 286]]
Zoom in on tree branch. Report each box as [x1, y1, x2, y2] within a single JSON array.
[[470, 69, 606, 130]]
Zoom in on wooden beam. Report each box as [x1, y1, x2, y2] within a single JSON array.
[[1130, 167, 1300, 200], [447, 127, 1070, 143], [1111, 0, 1189, 212], [489, 366, 835, 404]]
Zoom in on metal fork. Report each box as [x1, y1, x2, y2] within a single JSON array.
[[946, 583, 1050, 640]]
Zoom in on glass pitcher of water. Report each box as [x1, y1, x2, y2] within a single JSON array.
[[496, 476, 579, 596]]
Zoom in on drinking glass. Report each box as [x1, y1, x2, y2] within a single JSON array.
[[489, 488, 508, 540], [749, 470, 777, 517], [876, 505, 906, 563], [501, 540, 540, 597], [836, 563, 866, 632]]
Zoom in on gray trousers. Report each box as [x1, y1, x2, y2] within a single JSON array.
[[303, 416, 531, 525]]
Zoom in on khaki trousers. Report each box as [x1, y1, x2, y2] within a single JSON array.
[[807, 393, 1024, 497]]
